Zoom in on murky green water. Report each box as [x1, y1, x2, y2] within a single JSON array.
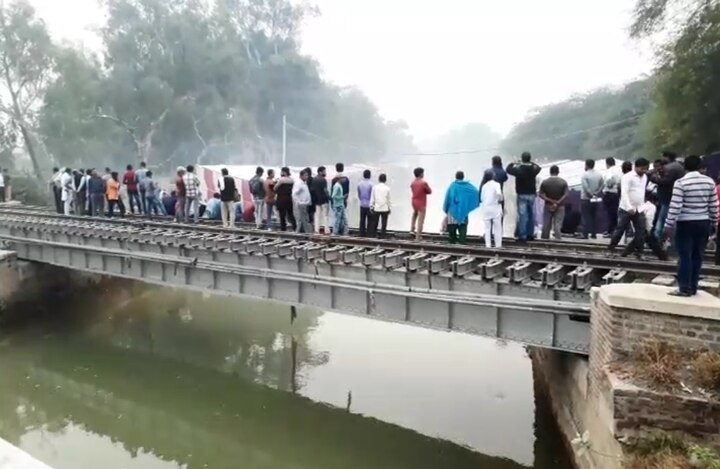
[[0, 283, 572, 469]]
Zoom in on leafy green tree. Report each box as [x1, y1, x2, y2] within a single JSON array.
[[500, 81, 651, 161], [39, 48, 126, 169], [0, 0, 54, 181], [644, 3, 720, 153]]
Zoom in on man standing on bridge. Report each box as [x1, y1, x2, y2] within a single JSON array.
[[608, 158, 648, 257], [663, 155, 718, 297], [443, 171, 479, 245], [410, 167, 432, 241], [507, 152, 541, 242]]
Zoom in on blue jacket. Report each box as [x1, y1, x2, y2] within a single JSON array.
[[443, 180, 480, 223], [492, 166, 508, 188]]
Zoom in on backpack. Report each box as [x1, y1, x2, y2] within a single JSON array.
[[250, 177, 265, 199]]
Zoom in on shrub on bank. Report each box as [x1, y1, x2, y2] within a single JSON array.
[[9, 176, 50, 206]]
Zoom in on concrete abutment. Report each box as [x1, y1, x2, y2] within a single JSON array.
[[534, 283, 720, 468]]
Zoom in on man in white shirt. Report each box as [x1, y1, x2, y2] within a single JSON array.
[[608, 158, 650, 257], [602, 157, 622, 235], [60, 168, 74, 216], [292, 168, 313, 234]]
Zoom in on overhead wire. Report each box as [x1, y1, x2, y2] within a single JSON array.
[[284, 113, 645, 159]]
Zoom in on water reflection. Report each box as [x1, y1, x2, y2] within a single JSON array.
[[0, 283, 571, 469]]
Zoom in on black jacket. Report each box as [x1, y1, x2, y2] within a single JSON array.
[[220, 176, 236, 202], [506, 162, 541, 195], [310, 175, 329, 206]]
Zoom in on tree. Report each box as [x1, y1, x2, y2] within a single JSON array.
[[630, 0, 714, 38], [39, 48, 127, 168], [500, 81, 652, 161], [643, 3, 720, 153], [0, 0, 54, 181]]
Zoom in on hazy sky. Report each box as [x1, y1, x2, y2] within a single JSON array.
[[30, 0, 653, 140]]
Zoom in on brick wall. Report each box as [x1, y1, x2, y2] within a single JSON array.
[[612, 375, 720, 449], [588, 284, 720, 451]]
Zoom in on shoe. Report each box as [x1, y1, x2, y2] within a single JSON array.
[[668, 290, 693, 297], [590, 235, 597, 240]]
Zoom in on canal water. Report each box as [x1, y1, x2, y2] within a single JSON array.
[[0, 282, 572, 469]]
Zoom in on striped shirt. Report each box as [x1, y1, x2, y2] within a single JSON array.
[[664, 171, 718, 228]]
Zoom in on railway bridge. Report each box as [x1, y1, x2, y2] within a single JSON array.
[[1, 204, 719, 356]]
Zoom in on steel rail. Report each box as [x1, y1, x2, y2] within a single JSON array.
[[1, 209, 716, 278]]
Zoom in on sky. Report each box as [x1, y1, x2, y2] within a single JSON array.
[[29, 0, 654, 140]]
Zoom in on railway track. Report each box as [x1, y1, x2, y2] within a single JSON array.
[[1, 205, 718, 283], [3, 203, 710, 259]]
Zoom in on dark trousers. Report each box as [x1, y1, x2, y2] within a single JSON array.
[[676, 220, 710, 295], [603, 192, 619, 234], [369, 211, 389, 238], [0, 188, 4, 202], [609, 209, 652, 257], [448, 224, 468, 244], [581, 200, 600, 238], [127, 190, 142, 214], [139, 189, 147, 214], [107, 199, 121, 217], [277, 199, 296, 231], [53, 187, 62, 213], [359, 207, 371, 236]]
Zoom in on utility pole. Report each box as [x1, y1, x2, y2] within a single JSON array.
[[282, 114, 287, 167]]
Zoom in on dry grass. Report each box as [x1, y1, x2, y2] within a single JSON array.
[[624, 453, 693, 469], [693, 351, 720, 391], [633, 341, 683, 388]]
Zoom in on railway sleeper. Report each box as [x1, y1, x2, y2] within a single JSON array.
[[539, 263, 566, 287], [342, 247, 365, 264], [569, 266, 594, 290], [451, 256, 479, 278], [404, 252, 429, 272], [426, 254, 451, 274], [602, 269, 628, 285], [507, 261, 535, 283], [480, 258, 505, 280], [381, 250, 406, 270], [361, 248, 385, 267]]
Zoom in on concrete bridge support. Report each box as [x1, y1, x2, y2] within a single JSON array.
[[534, 283, 720, 469]]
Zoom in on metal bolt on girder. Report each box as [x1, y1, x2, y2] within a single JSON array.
[[361, 248, 385, 266], [426, 254, 451, 274], [341, 246, 364, 264], [602, 269, 628, 285], [507, 261, 533, 283], [381, 250, 406, 270], [322, 245, 346, 262], [569, 266, 594, 290], [404, 252, 429, 272], [481, 258, 505, 280], [452, 256, 479, 277], [539, 263, 565, 287]]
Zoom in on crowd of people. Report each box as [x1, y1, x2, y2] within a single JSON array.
[[42, 150, 719, 298]]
